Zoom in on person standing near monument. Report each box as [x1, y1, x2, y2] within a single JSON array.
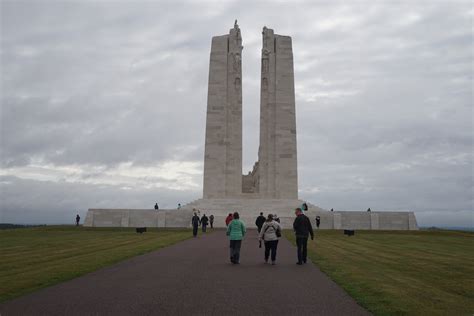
[[209, 215, 214, 229], [225, 213, 233, 227], [316, 216, 321, 229], [75, 214, 80, 226], [258, 214, 281, 265], [255, 212, 266, 232], [201, 214, 209, 232], [154, 203, 159, 210], [293, 208, 314, 265], [191, 213, 200, 237], [226, 212, 246, 264], [301, 202, 308, 212]]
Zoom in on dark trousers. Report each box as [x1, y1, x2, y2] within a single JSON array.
[[202, 224, 207, 232], [264, 240, 279, 262], [257, 226, 263, 233], [210, 221, 213, 228], [296, 237, 308, 263], [229, 240, 242, 263], [192, 225, 198, 237]]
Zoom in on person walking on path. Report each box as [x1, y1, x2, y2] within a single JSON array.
[[255, 212, 266, 233], [258, 214, 281, 265], [75, 214, 80, 226], [226, 212, 246, 264], [201, 214, 209, 232], [209, 215, 214, 229], [225, 213, 233, 227], [191, 213, 200, 237], [293, 208, 314, 265], [315, 216, 321, 229]]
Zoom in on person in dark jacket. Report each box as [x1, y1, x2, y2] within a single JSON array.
[[209, 215, 214, 229], [75, 214, 80, 226], [191, 213, 200, 237], [255, 212, 266, 232], [315, 216, 321, 228], [201, 214, 209, 232], [293, 208, 314, 265], [154, 203, 159, 210]]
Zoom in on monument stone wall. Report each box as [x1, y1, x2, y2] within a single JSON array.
[[203, 22, 243, 199], [84, 23, 418, 230], [257, 28, 298, 199]]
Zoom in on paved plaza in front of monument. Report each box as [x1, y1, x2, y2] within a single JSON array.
[[1, 230, 368, 315]]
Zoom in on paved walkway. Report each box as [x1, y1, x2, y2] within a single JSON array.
[[1, 229, 369, 315]]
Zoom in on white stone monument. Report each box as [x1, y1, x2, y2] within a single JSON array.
[[84, 23, 418, 230], [184, 22, 314, 227]]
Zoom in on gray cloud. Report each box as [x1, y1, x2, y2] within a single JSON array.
[[1, 1, 472, 227]]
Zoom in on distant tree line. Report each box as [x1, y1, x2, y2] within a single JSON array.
[[0, 223, 46, 230]]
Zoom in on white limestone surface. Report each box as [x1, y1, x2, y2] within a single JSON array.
[[84, 203, 418, 230]]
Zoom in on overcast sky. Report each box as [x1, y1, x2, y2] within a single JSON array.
[[1, 0, 472, 227]]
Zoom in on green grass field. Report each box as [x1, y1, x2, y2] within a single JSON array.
[[0, 226, 191, 302], [285, 229, 474, 316]]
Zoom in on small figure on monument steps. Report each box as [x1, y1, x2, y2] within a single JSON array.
[[302, 202, 308, 211]]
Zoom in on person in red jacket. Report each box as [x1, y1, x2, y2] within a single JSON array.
[[225, 213, 233, 226]]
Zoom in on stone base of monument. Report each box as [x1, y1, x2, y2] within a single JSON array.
[[84, 199, 418, 230]]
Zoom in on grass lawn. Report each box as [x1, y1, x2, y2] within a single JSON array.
[[284, 229, 474, 316], [0, 226, 191, 302]]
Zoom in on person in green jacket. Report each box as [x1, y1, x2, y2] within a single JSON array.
[[226, 212, 246, 264]]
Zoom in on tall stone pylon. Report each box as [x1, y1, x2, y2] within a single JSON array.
[[203, 21, 243, 199], [258, 27, 298, 199]]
